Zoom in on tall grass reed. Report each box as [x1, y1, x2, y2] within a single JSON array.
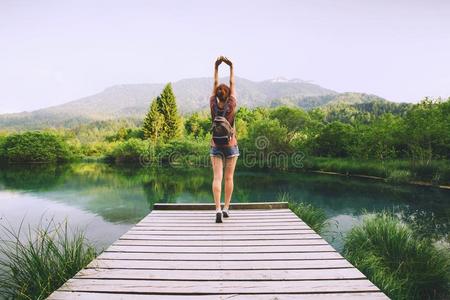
[[0, 218, 97, 300]]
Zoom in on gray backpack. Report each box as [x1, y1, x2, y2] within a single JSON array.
[[211, 99, 234, 145]]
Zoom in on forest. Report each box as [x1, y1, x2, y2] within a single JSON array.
[[1, 83, 449, 185]]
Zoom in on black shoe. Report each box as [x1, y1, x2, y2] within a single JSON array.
[[222, 210, 229, 218], [215, 211, 223, 223]]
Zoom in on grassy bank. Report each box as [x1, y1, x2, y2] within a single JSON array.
[[344, 213, 450, 300], [302, 157, 450, 186], [0, 219, 97, 300]]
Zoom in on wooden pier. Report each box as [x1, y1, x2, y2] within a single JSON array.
[[48, 202, 388, 299]]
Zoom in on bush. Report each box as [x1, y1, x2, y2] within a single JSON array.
[[344, 213, 450, 300], [156, 138, 209, 165], [244, 119, 291, 154], [106, 138, 149, 163], [1, 131, 73, 163], [0, 219, 97, 299]]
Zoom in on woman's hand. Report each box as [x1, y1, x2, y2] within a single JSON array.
[[215, 56, 224, 68], [222, 56, 233, 67]]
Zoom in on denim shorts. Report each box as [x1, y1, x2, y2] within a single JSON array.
[[210, 145, 240, 159]]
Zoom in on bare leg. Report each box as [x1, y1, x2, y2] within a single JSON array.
[[224, 156, 238, 210], [211, 156, 224, 210]]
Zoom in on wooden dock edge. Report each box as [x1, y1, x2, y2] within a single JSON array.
[[153, 202, 289, 210]]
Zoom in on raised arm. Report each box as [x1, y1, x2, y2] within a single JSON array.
[[213, 57, 223, 96], [222, 57, 235, 96]]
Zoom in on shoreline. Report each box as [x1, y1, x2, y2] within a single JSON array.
[[309, 170, 450, 190]]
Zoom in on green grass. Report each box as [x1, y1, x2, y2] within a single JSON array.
[[303, 157, 450, 185], [0, 218, 97, 300], [278, 192, 328, 234], [343, 212, 450, 300]]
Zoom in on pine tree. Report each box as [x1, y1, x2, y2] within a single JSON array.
[[143, 98, 164, 141], [157, 83, 181, 140]]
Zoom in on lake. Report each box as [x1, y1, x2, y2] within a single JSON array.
[[0, 163, 449, 252]]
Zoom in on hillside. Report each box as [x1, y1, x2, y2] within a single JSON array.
[[0, 77, 391, 130]]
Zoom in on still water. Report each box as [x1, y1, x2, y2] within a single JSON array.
[[0, 163, 449, 252]]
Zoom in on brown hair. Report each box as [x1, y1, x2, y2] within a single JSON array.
[[215, 83, 230, 102]]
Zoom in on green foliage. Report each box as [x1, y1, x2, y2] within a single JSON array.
[[106, 127, 144, 142], [244, 119, 290, 154], [184, 112, 211, 138], [386, 170, 412, 184], [156, 138, 209, 165], [106, 138, 149, 163], [143, 99, 165, 141], [1, 131, 73, 163], [143, 83, 182, 142], [269, 106, 311, 134], [278, 192, 328, 234], [403, 98, 450, 162], [0, 219, 97, 300], [344, 213, 450, 300], [313, 121, 354, 157]]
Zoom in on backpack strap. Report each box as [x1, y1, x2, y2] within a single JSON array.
[[214, 97, 229, 117]]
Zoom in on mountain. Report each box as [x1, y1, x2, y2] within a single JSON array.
[[0, 77, 389, 130]]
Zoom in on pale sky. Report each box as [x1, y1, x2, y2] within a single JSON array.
[[1, 0, 450, 113]]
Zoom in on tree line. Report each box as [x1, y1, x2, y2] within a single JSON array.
[[1, 83, 449, 184]]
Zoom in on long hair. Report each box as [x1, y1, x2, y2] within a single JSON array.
[[215, 83, 230, 102]]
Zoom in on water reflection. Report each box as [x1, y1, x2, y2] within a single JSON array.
[[0, 163, 448, 251]]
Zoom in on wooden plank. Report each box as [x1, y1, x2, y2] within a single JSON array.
[[76, 268, 366, 280], [105, 244, 336, 253], [97, 251, 343, 261], [88, 259, 353, 270], [120, 233, 322, 240], [125, 229, 315, 235], [153, 202, 288, 210], [129, 227, 312, 232], [48, 291, 389, 300], [142, 214, 300, 220], [138, 218, 302, 224], [133, 224, 309, 229], [59, 278, 380, 294], [149, 209, 293, 215], [114, 239, 328, 246]]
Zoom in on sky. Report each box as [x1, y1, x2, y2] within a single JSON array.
[[1, 0, 450, 113]]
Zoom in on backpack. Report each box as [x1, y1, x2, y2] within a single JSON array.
[[211, 98, 234, 145]]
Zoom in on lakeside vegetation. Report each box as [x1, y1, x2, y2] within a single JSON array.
[[280, 192, 328, 234], [344, 213, 450, 300], [0, 219, 97, 300], [274, 193, 450, 299], [1, 84, 449, 185]]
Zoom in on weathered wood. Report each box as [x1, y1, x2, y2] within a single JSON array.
[[138, 218, 302, 224], [120, 233, 322, 240], [48, 203, 386, 299], [59, 278, 380, 294], [149, 206, 292, 215], [114, 239, 328, 246], [97, 251, 343, 260], [153, 202, 289, 210], [146, 212, 295, 216], [142, 214, 299, 220], [133, 224, 310, 230], [76, 268, 366, 280], [48, 291, 389, 300], [105, 244, 336, 253], [125, 230, 315, 236], [88, 259, 354, 270]]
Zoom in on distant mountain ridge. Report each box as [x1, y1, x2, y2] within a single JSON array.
[[0, 77, 390, 130]]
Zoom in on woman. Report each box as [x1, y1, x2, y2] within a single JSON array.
[[210, 56, 239, 223]]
